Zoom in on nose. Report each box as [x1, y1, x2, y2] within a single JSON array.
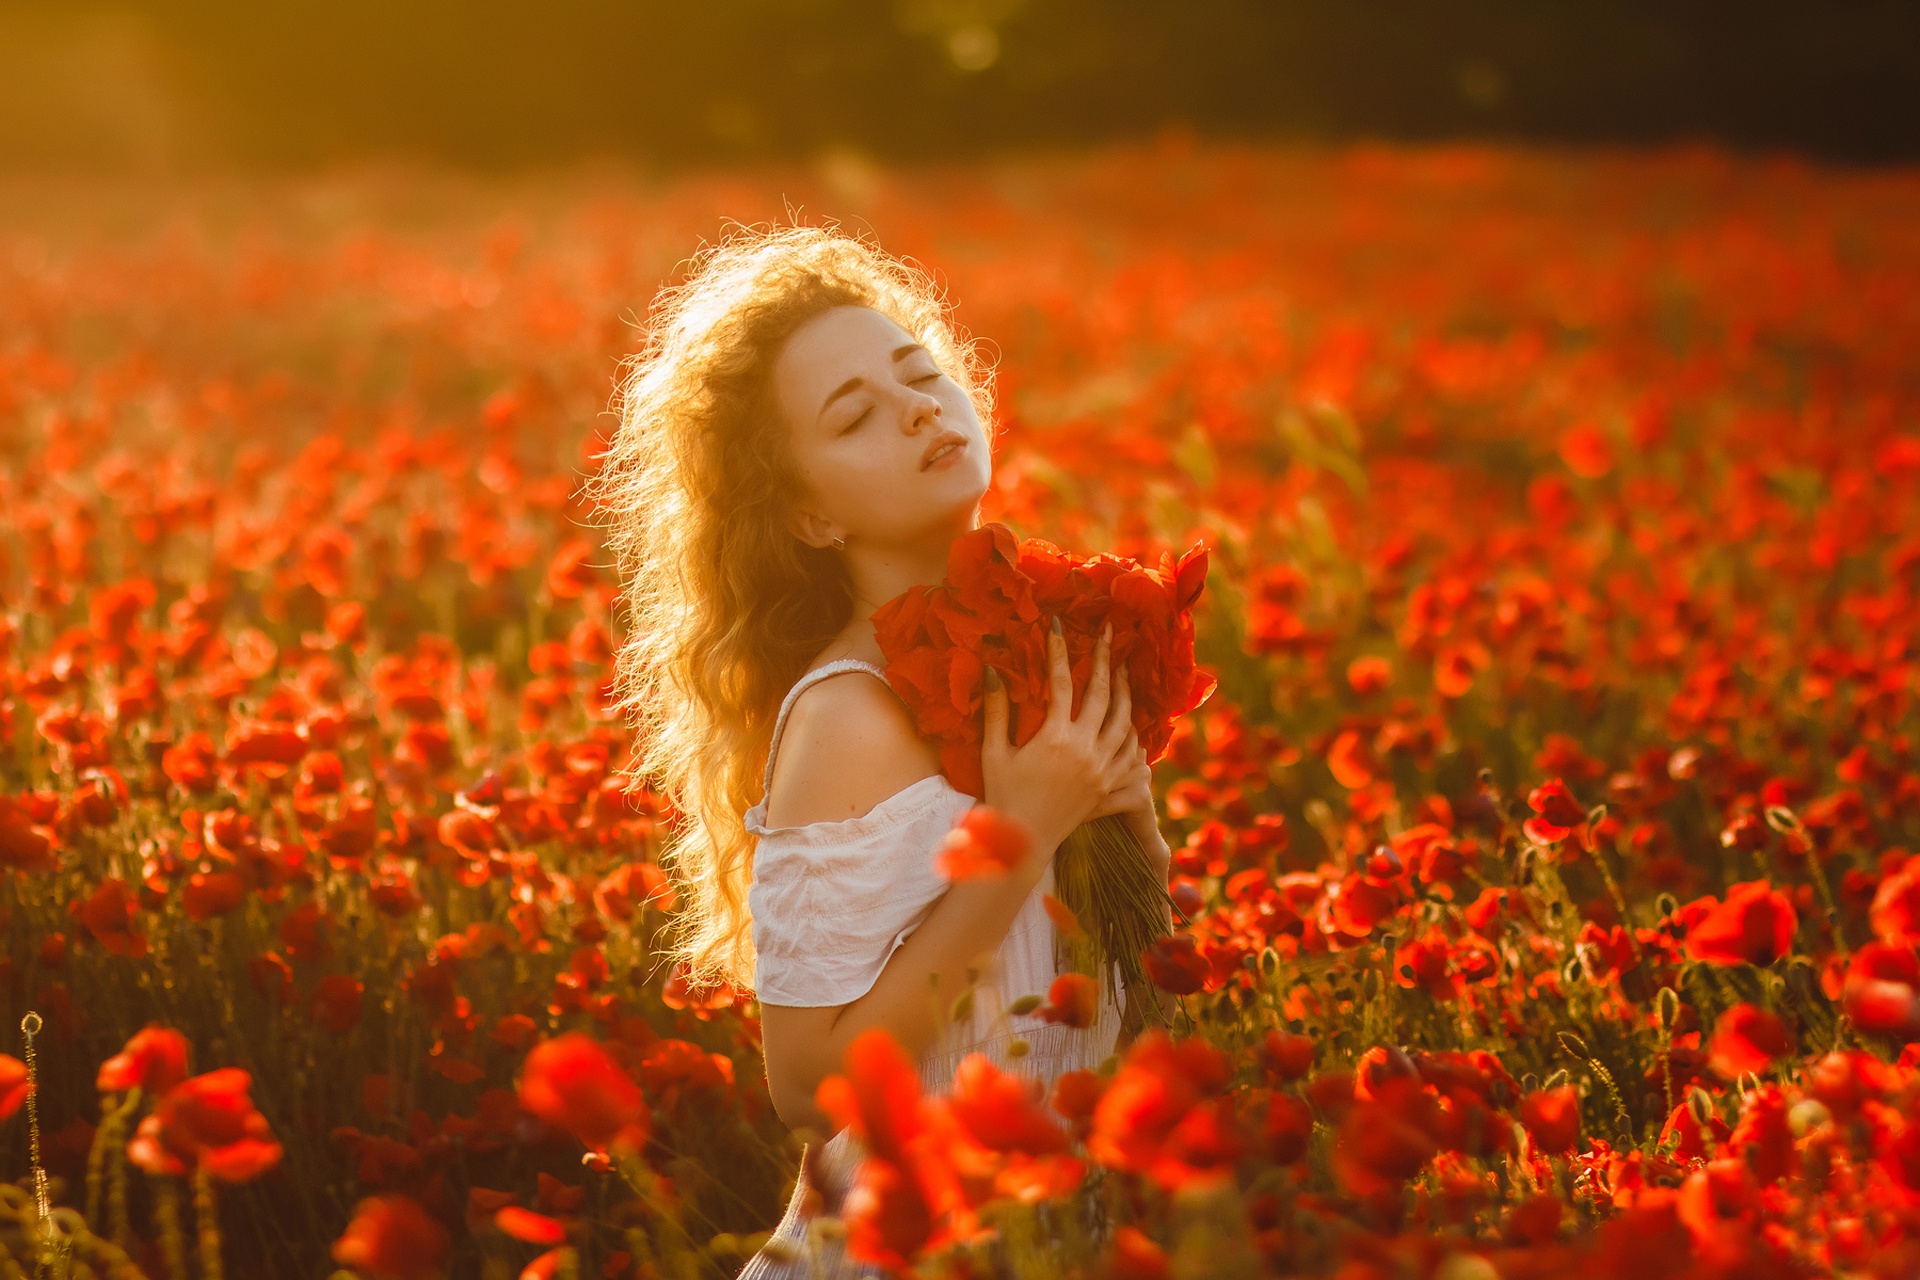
[[900, 384, 941, 432]]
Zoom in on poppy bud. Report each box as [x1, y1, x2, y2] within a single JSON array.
[[1788, 1098, 1830, 1137], [1655, 987, 1681, 1032], [1764, 805, 1801, 834], [1557, 1032, 1590, 1060], [1689, 1087, 1714, 1126]]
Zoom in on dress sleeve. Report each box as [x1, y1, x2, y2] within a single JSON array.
[[747, 774, 977, 1007]]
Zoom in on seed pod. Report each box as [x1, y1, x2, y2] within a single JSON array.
[[1007, 994, 1042, 1017], [1788, 1098, 1831, 1137], [1655, 988, 1681, 1032]]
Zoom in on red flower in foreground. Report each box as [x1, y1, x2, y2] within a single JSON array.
[[494, 1206, 567, 1245], [1524, 778, 1587, 843], [331, 1194, 451, 1280], [1142, 933, 1209, 995], [0, 1056, 27, 1122], [127, 1068, 283, 1181], [1087, 1031, 1233, 1191], [1035, 973, 1099, 1029], [933, 806, 1034, 881], [1708, 1004, 1792, 1080], [1519, 1085, 1581, 1153], [518, 1034, 649, 1154], [1841, 942, 1920, 1040], [946, 1053, 1069, 1155], [1682, 881, 1798, 966], [0, 796, 58, 873], [97, 1025, 190, 1094]]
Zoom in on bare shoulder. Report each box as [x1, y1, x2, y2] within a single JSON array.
[[764, 671, 943, 829]]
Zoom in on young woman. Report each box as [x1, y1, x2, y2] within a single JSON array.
[[594, 226, 1171, 1276]]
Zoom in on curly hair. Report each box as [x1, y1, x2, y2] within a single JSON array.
[[588, 223, 995, 992]]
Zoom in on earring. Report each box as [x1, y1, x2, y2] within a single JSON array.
[[832, 535, 846, 549]]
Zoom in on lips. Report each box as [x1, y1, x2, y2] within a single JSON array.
[[920, 431, 968, 470]]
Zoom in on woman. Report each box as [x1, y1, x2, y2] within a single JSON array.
[[593, 225, 1170, 1277]]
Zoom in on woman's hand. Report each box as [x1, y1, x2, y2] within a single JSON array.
[[980, 618, 1137, 860]]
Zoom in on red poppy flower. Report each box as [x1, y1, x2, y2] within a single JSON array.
[[1259, 1031, 1315, 1083], [0, 1056, 27, 1122], [1034, 973, 1099, 1029], [1525, 777, 1586, 842], [1840, 942, 1920, 1039], [871, 524, 1214, 801], [1518, 1085, 1581, 1153], [127, 1068, 283, 1181], [1871, 856, 1920, 944], [1333, 1077, 1439, 1194], [495, 1206, 567, 1245], [73, 878, 146, 957], [840, 1156, 932, 1273], [517, 1034, 649, 1155], [315, 975, 365, 1034], [1682, 881, 1797, 966], [184, 870, 248, 921], [331, 1195, 452, 1280], [0, 796, 58, 873], [1087, 1031, 1232, 1191], [933, 806, 1034, 881], [97, 1026, 190, 1094], [946, 1053, 1069, 1155], [1142, 933, 1209, 995], [1707, 1003, 1791, 1080]]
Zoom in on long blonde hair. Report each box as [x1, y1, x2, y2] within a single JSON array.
[[591, 224, 995, 992]]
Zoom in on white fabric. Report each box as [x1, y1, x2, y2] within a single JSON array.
[[745, 657, 1126, 1098], [740, 658, 1129, 1276]]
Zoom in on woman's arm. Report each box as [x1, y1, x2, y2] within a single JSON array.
[[759, 830, 1067, 1131], [760, 620, 1135, 1132]]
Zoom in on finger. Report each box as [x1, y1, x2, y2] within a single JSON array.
[[1079, 620, 1112, 727], [1043, 616, 1073, 729], [1097, 665, 1133, 754], [981, 665, 1010, 753]]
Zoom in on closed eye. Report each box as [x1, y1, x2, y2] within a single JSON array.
[[839, 409, 871, 435]]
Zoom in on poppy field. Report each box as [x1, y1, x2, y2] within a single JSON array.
[[2, 141, 1919, 1279]]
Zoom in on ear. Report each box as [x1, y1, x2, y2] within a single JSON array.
[[788, 505, 842, 551]]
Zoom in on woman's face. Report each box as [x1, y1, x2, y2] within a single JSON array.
[[773, 305, 991, 551]]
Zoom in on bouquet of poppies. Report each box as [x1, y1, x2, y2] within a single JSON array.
[[871, 523, 1216, 1008]]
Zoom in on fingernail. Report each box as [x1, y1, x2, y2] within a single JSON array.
[[1050, 615, 1062, 639], [984, 666, 1000, 692]]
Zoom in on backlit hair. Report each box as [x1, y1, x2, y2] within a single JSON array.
[[590, 224, 994, 991]]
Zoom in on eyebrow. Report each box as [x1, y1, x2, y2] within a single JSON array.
[[817, 343, 930, 420]]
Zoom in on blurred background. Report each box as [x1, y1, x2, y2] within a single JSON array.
[[2, 0, 1918, 173]]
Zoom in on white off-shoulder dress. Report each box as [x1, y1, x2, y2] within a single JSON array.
[[736, 658, 1125, 1280]]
